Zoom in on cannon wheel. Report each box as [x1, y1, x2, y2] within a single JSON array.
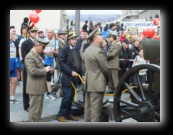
[[113, 64, 160, 122]]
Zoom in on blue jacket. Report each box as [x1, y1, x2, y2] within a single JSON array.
[[58, 44, 84, 86]]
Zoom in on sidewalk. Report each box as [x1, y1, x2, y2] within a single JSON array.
[[10, 82, 64, 122], [10, 82, 136, 122]]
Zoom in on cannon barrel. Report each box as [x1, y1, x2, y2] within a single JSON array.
[[141, 38, 160, 66]]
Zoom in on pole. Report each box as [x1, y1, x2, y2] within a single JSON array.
[[75, 10, 80, 36]]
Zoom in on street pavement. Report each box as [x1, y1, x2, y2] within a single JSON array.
[[10, 80, 137, 123]]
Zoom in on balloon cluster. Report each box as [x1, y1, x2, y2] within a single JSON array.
[[139, 18, 160, 40], [139, 28, 160, 40], [29, 10, 42, 26]]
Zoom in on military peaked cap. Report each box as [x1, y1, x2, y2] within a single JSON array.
[[34, 36, 49, 47], [88, 28, 101, 41], [27, 26, 38, 33]]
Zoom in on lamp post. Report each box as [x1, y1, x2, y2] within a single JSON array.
[[75, 10, 80, 36]]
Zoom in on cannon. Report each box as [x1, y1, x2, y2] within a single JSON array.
[[113, 38, 160, 122]]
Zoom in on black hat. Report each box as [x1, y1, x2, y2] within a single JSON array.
[[88, 28, 101, 41], [34, 36, 49, 48], [123, 39, 129, 44], [58, 29, 68, 35], [27, 26, 38, 33], [67, 31, 78, 40]]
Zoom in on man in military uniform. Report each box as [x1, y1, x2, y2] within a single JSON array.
[[24, 36, 52, 122], [106, 32, 121, 94], [83, 28, 110, 122]]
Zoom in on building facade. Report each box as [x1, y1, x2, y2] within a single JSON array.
[[10, 10, 67, 35]]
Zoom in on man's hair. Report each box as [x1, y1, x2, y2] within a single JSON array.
[[109, 35, 117, 40], [10, 26, 15, 29]]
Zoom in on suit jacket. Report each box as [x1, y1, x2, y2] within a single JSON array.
[[107, 41, 121, 69], [80, 39, 88, 60], [58, 44, 84, 86], [84, 43, 109, 92], [58, 38, 66, 50], [25, 50, 48, 94]]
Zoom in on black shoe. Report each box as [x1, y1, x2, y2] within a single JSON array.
[[24, 108, 29, 112], [105, 91, 113, 94]]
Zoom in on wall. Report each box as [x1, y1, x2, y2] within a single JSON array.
[[138, 10, 160, 21], [10, 10, 61, 35]]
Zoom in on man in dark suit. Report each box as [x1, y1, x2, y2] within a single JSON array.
[[24, 37, 51, 122], [84, 28, 110, 122], [56, 31, 84, 122]]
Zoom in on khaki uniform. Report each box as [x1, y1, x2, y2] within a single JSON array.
[[107, 41, 121, 92], [84, 43, 109, 122], [25, 50, 48, 122], [80, 39, 88, 73]]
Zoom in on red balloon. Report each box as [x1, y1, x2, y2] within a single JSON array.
[[35, 10, 42, 14], [146, 28, 155, 38], [143, 29, 148, 36], [32, 14, 39, 23], [153, 18, 160, 26], [29, 13, 34, 21]]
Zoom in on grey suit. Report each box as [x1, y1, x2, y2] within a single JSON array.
[[84, 43, 109, 122], [107, 41, 121, 92], [80, 39, 88, 73], [25, 50, 47, 122]]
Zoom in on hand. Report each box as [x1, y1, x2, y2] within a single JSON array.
[[45, 66, 51, 72], [82, 76, 85, 80], [20, 57, 23, 61], [49, 50, 54, 54], [126, 68, 129, 71], [21, 59, 24, 64], [49, 69, 55, 74], [71, 71, 78, 76]]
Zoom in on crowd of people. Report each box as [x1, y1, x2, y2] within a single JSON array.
[[10, 17, 158, 122]]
